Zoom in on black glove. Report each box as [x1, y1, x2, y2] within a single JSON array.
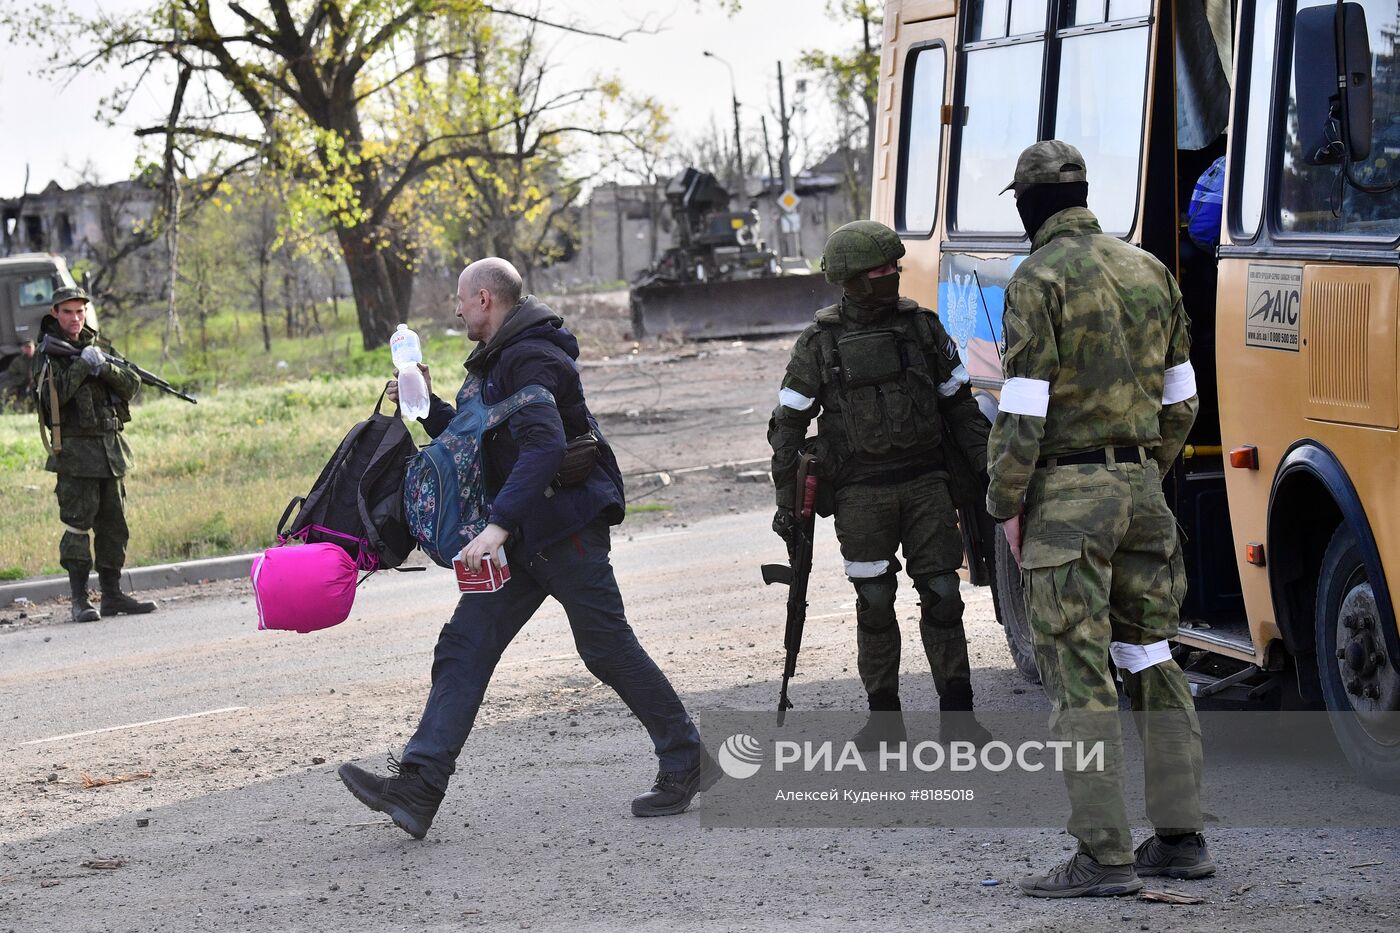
[[772, 506, 798, 545]]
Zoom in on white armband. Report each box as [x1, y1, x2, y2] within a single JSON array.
[[938, 363, 971, 398], [999, 377, 1050, 418], [843, 559, 891, 579], [1162, 362, 1197, 406], [778, 388, 815, 412], [1109, 640, 1173, 674]]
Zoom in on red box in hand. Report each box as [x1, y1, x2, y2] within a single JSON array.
[[453, 548, 511, 593]]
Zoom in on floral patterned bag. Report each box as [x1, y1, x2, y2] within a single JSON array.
[[402, 374, 555, 568]]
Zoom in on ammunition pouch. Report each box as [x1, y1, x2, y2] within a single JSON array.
[[828, 328, 942, 460], [837, 331, 903, 388]]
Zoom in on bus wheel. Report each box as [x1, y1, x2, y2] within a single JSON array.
[[994, 525, 1040, 684], [1315, 524, 1400, 791]]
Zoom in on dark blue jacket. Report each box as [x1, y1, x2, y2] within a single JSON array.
[[421, 296, 625, 554]]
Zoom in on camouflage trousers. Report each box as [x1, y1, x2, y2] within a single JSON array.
[[55, 475, 129, 574], [832, 474, 970, 699], [1020, 457, 1203, 865]]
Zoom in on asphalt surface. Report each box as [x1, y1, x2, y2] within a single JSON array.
[[2, 508, 1399, 931]]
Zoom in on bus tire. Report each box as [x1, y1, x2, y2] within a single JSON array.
[[1314, 524, 1400, 792], [994, 525, 1040, 684]]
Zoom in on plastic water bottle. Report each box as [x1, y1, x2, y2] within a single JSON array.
[[390, 323, 430, 419]]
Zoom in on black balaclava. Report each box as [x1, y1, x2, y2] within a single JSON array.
[[842, 270, 902, 325], [1015, 180, 1089, 241]]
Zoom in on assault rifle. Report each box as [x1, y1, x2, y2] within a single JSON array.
[[761, 451, 818, 725], [39, 335, 198, 405]]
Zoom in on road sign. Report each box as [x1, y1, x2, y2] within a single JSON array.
[[778, 189, 801, 212]]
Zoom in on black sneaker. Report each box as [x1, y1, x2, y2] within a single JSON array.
[[1134, 833, 1216, 879], [1019, 852, 1144, 898], [338, 755, 444, 839], [631, 751, 721, 817]]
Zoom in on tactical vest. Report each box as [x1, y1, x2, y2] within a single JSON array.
[[811, 303, 946, 470], [40, 357, 132, 438]]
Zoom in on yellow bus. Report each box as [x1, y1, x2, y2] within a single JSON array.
[[870, 0, 1400, 786]]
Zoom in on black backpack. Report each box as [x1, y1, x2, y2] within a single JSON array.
[[276, 392, 418, 570]]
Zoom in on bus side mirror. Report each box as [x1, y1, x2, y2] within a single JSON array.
[[1294, 3, 1372, 165]]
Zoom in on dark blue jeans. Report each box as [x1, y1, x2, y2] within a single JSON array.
[[402, 520, 703, 791]]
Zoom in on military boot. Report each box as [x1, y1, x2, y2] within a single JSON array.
[[68, 569, 100, 623], [853, 689, 907, 751], [632, 749, 722, 817], [338, 755, 444, 839], [98, 569, 157, 616], [1019, 852, 1144, 898], [1134, 832, 1216, 880], [938, 682, 993, 746]]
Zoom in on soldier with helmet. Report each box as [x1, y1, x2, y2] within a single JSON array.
[[37, 286, 158, 623], [768, 220, 993, 747], [986, 140, 1211, 897]]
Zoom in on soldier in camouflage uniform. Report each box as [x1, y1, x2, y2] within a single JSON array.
[[985, 141, 1212, 898], [769, 220, 993, 747], [38, 286, 158, 623], [1, 341, 38, 411]]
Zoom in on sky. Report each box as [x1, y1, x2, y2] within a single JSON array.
[[0, 1, 858, 195]]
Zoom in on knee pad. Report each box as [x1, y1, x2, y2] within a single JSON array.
[[915, 573, 963, 626], [852, 572, 899, 632]]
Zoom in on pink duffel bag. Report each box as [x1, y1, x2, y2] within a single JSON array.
[[251, 543, 358, 633]]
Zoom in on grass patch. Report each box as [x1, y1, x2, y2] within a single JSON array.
[[626, 502, 673, 514], [0, 374, 443, 577]]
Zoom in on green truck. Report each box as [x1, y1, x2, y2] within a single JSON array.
[[0, 252, 86, 373]]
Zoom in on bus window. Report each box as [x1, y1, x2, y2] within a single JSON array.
[[970, 0, 1044, 39], [951, 0, 1152, 236], [1234, 0, 1281, 240], [970, 0, 1010, 39], [1055, 24, 1151, 232], [1069, 0, 1149, 25], [1107, 0, 1149, 18], [1008, 0, 1047, 34], [897, 45, 948, 237], [1068, 0, 1106, 26], [953, 40, 1044, 233], [1278, 0, 1400, 239]]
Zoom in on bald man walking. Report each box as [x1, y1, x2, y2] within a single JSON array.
[[339, 259, 715, 838]]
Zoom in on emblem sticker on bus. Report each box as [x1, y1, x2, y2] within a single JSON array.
[[1245, 264, 1302, 352]]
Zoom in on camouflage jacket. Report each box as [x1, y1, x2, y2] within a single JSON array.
[[769, 297, 989, 508], [985, 207, 1199, 520], [38, 317, 140, 478]]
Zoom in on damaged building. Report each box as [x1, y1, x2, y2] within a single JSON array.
[[1, 179, 159, 260]]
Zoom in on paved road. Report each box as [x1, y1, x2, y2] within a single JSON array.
[[2, 510, 1398, 931]]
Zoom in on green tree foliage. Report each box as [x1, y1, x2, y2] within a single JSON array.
[[798, 1, 880, 215], [6, 1, 654, 349]]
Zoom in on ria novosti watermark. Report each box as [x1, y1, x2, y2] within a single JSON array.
[[719, 733, 1106, 779], [697, 711, 1400, 829]]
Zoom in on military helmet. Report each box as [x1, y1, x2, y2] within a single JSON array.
[[1000, 140, 1088, 194], [51, 285, 91, 308], [820, 220, 906, 285]]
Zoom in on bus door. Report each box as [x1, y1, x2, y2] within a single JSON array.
[[930, 1, 1158, 390], [875, 2, 955, 308]]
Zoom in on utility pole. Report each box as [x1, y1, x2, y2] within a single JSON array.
[[777, 61, 793, 196], [703, 51, 745, 198], [760, 116, 776, 193], [776, 60, 800, 259]]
